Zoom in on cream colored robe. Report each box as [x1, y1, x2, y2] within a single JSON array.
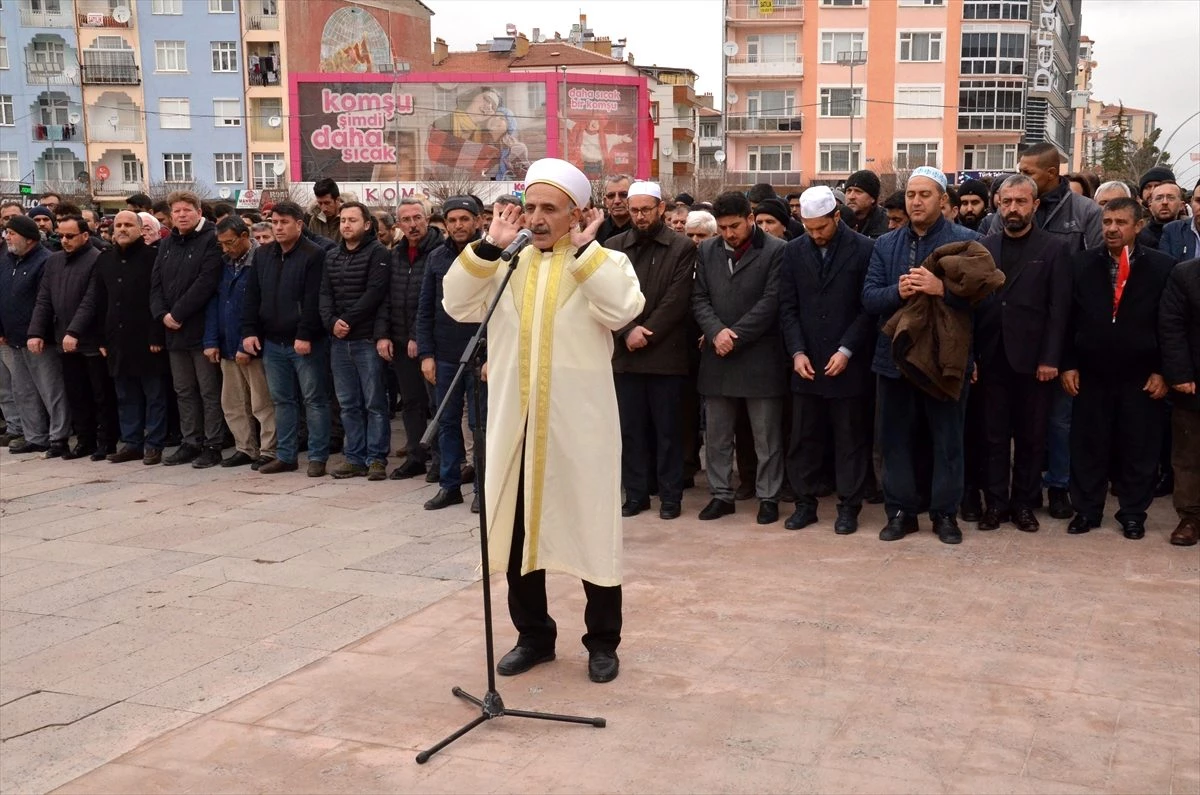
[[442, 236, 644, 586]]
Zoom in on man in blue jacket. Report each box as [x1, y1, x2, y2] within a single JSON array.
[[1158, 180, 1200, 263], [862, 166, 981, 545]]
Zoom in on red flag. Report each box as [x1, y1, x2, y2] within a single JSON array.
[[1113, 245, 1131, 322]]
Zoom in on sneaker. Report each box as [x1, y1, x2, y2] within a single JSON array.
[[367, 461, 387, 481], [163, 443, 200, 466], [143, 447, 162, 466], [307, 460, 326, 478], [331, 462, 368, 479], [191, 446, 223, 469]]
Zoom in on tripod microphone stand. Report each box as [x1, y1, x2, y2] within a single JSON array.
[[415, 245, 606, 765]]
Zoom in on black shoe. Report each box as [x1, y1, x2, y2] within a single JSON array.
[[977, 507, 1008, 532], [960, 489, 983, 522], [62, 443, 96, 460], [425, 468, 440, 483], [44, 440, 68, 459], [698, 498, 735, 520], [389, 459, 426, 479], [252, 456, 270, 471], [1121, 520, 1146, 540], [1154, 471, 1174, 498], [496, 645, 555, 676], [756, 500, 779, 525], [879, 512, 919, 541], [461, 464, 475, 484], [471, 493, 480, 514], [588, 650, 619, 683], [1013, 507, 1040, 533], [1067, 514, 1100, 535], [191, 446, 223, 469], [1047, 487, 1073, 519], [734, 484, 755, 501], [221, 451, 254, 468], [9, 440, 49, 455], [163, 443, 200, 466], [107, 446, 143, 463], [933, 514, 963, 545], [621, 499, 650, 517], [784, 504, 818, 530], [659, 502, 681, 520], [834, 505, 859, 535], [424, 487, 463, 510], [90, 446, 112, 462]]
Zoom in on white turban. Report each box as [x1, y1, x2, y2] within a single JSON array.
[[799, 186, 837, 219], [628, 181, 662, 200], [525, 158, 592, 209]]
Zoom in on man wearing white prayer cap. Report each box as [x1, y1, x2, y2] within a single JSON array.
[[778, 186, 877, 534], [443, 158, 645, 684]]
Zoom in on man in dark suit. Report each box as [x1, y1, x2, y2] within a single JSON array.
[[975, 174, 1073, 533], [1061, 197, 1176, 540], [1159, 255, 1200, 546], [778, 187, 875, 534]]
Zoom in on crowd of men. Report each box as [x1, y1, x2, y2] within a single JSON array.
[[2, 152, 1198, 547]]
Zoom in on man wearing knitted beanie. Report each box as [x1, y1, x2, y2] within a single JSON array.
[[843, 170, 888, 239]]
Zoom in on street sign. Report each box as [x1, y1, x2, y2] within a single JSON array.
[[96, 165, 111, 181], [235, 189, 261, 210], [18, 184, 32, 196]]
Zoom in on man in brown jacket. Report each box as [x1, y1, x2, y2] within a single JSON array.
[[607, 181, 696, 520]]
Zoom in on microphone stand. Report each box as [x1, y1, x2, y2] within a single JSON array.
[[415, 246, 606, 765]]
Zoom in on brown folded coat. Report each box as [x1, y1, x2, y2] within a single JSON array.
[[882, 240, 1005, 401]]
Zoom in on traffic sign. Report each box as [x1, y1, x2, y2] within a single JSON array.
[[96, 165, 111, 181]]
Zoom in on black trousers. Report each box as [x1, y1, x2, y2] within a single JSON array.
[[616, 373, 684, 505], [980, 358, 1053, 512], [878, 375, 968, 516], [680, 371, 702, 480], [61, 351, 118, 449], [787, 392, 871, 508], [506, 459, 622, 654], [1069, 376, 1164, 523], [391, 353, 429, 462]]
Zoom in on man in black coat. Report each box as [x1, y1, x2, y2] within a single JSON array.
[[1061, 198, 1176, 540], [778, 186, 875, 534], [1160, 256, 1200, 546], [75, 211, 170, 464], [976, 175, 1073, 533], [843, 170, 890, 239], [27, 215, 117, 460], [692, 191, 788, 525], [150, 190, 224, 468], [595, 175, 632, 245]]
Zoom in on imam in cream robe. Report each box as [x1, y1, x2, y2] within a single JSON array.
[[442, 235, 644, 587]]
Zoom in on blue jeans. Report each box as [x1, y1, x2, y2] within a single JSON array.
[[878, 375, 968, 517], [263, 339, 331, 465], [331, 339, 391, 466], [113, 374, 168, 450], [435, 359, 484, 489], [1043, 388, 1072, 490]]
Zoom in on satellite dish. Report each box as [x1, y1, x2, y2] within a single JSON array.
[[267, 115, 282, 128], [68, 112, 81, 124], [723, 41, 739, 58], [218, 187, 232, 199], [112, 5, 130, 23], [726, 91, 739, 105], [714, 149, 726, 164], [63, 65, 78, 80], [271, 161, 286, 176], [107, 115, 119, 126], [76, 171, 90, 183]]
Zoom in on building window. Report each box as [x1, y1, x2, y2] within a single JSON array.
[[37, 95, 69, 125], [41, 150, 80, 182], [963, 0, 1029, 20], [958, 80, 1024, 130], [747, 89, 794, 117], [213, 98, 241, 127], [211, 41, 237, 72], [121, 153, 142, 184], [151, 0, 181, 13], [155, 40, 187, 72], [163, 153, 192, 182], [900, 0, 944, 5], [895, 85, 944, 119], [962, 143, 1018, 170], [746, 33, 797, 64], [746, 145, 792, 172], [819, 87, 863, 118], [208, 0, 233, 12], [30, 39, 66, 71], [895, 142, 940, 169], [0, 38, 8, 70], [525, 82, 545, 112], [0, 95, 13, 126], [30, 0, 63, 11], [699, 121, 718, 138], [158, 98, 190, 129], [820, 32, 865, 63], [0, 151, 17, 181], [899, 32, 942, 62], [819, 143, 862, 173], [214, 153, 242, 184], [252, 153, 285, 189], [960, 31, 1026, 75], [822, 0, 865, 6]]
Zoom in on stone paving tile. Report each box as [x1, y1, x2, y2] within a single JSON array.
[[1, 692, 115, 741], [264, 595, 428, 652], [2, 622, 173, 691], [0, 614, 111, 665], [5, 538, 158, 568]]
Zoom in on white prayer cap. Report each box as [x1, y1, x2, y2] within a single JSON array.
[[525, 158, 592, 209], [909, 166, 948, 191], [628, 181, 662, 200], [799, 186, 837, 219]]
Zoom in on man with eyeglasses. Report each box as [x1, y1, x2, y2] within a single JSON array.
[[596, 174, 632, 245]]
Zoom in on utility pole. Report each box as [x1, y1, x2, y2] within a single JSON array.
[[837, 50, 867, 173]]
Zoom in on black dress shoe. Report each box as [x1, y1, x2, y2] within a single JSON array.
[[1013, 507, 1040, 533], [424, 487, 464, 511], [659, 502, 681, 520], [734, 484, 755, 501], [1047, 487, 1073, 519], [389, 459, 426, 479], [621, 499, 650, 517], [62, 443, 96, 460], [461, 464, 475, 484], [834, 505, 859, 535], [45, 440, 69, 458], [496, 645, 555, 676], [220, 451, 254, 468], [977, 507, 1008, 532], [879, 512, 919, 541], [89, 446, 112, 462], [425, 468, 440, 483], [933, 514, 963, 545], [1067, 514, 1100, 535], [191, 446, 223, 469], [588, 650, 619, 683], [960, 490, 983, 522], [757, 500, 779, 525], [698, 498, 735, 520], [252, 456, 270, 471], [784, 504, 817, 530], [163, 443, 200, 466], [1121, 520, 1146, 540]]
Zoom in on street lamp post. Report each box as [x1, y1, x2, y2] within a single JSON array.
[[836, 50, 867, 174]]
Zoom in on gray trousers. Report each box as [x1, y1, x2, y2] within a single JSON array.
[[705, 395, 784, 502], [168, 349, 224, 447], [9, 345, 70, 446], [0, 345, 22, 436]]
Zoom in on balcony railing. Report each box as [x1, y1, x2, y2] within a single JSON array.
[[727, 57, 804, 78], [32, 122, 82, 142], [78, 10, 130, 27], [246, 13, 279, 29], [25, 63, 78, 85], [80, 63, 141, 85], [726, 0, 805, 22], [726, 170, 804, 186], [88, 124, 142, 142], [699, 135, 724, 149], [725, 114, 804, 133], [93, 180, 142, 196], [19, 7, 74, 27]]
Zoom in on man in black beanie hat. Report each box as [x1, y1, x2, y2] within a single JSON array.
[[843, 170, 888, 238], [674, 192, 695, 208], [755, 197, 793, 240], [1138, 167, 1175, 208], [957, 179, 990, 231]]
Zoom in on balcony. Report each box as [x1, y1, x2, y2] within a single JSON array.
[[725, 114, 804, 134], [20, 5, 74, 27], [81, 63, 140, 85], [25, 63, 78, 85], [672, 126, 695, 142], [32, 122, 82, 142], [699, 135, 723, 149], [726, 170, 804, 187], [89, 124, 142, 143], [246, 12, 279, 29], [727, 57, 804, 79], [93, 180, 142, 197], [77, 10, 130, 27], [726, 0, 804, 24]]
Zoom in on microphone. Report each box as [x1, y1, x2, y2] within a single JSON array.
[[499, 229, 534, 262]]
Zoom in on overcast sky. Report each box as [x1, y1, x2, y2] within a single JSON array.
[[428, 0, 1200, 181]]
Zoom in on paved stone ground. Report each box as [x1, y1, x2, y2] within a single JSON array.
[[8, 440, 1196, 794]]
